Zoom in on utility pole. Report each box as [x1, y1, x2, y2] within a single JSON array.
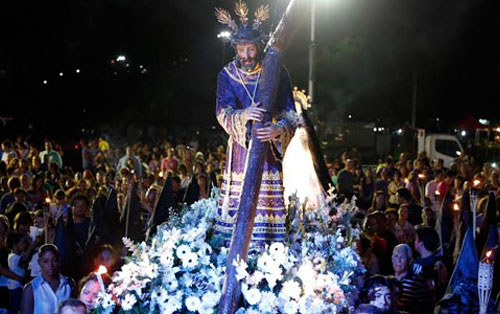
[[411, 71, 417, 128]]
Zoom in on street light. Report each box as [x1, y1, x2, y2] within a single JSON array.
[[217, 31, 232, 66]]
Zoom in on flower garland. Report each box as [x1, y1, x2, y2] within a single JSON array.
[[94, 190, 365, 314]]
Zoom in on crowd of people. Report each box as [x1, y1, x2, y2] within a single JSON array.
[[0, 135, 226, 314], [332, 150, 500, 313], [0, 135, 499, 313]]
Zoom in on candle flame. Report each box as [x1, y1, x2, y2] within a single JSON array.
[[404, 178, 409, 184], [453, 204, 459, 211], [97, 265, 107, 275], [435, 190, 441, 196], [418, 174, 425, 179], [159, 172, 163, 178], [473, 180, 481, 187], [486, 251, 492, 258], [45, 198, 51, 204]]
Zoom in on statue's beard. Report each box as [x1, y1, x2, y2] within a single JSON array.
[[237, 56, 259, 72]]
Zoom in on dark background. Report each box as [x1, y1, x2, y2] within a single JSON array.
[[0, 0, 499, 139]]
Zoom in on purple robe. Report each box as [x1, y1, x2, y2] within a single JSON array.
[[215, 61, 296, 245]]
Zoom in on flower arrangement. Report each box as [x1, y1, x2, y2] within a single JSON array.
[[94, 190, 364, 314]]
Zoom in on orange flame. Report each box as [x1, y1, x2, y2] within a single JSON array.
[[453, 204, 459, 211], [473, 180, 481, 187], [486, 251, 492, 258], [45, 198, 51, 204]]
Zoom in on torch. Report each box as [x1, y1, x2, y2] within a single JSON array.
[[478, 250, 494, 314]]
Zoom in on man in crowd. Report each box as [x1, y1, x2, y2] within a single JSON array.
[[39, 140, 63, 169], [337, 159, 356, 200], [117, 146, 142, 178]]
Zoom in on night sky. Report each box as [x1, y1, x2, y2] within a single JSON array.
[[0, 0, 499, 137]]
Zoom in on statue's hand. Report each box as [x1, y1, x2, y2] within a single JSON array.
[[243, 102, 266, 123], [256, 123, 281, 142]]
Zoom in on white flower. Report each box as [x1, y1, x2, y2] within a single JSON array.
[[259, 291, 277, 313], [176, 244, 191, 259], [121, 293, 137, 311], [283, 300, 299, 314], [201, 291, 220, 308], [264, 272, 281, 290], [243, 288, 261, 305], [182, 252, 199, 268], [186, 295, 202, 312], [143, 262, 159, 279], [270, 242, 285, 256], [101, 294, 114, 309], [164, 274, 179, 292], [257, 253, 275, 272], [232, 257, 249, 281], [279, 280, 302, 301], [248, 270, 264, 286]]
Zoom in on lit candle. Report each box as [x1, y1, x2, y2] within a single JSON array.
[[473, 179, 481, 187], [453, 203, 459, 212], [96, 265, 108, 296], [159, 171, 163, 178], [45, 197, 51, 204], [418, 174, 425, 179]]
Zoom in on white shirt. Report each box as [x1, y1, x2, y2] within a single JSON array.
[[31, 274, 72, 314], [29, 252, 42, 278], [7, 253, 24, 290], [425, 180, 439, 211]]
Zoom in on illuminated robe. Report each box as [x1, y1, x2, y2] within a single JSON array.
[[215, 61, 296, 245]]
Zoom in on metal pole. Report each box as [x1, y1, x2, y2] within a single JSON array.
[[308, 0, 316, 105], [411, 71, 417, 128]]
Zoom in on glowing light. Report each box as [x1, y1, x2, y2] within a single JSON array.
[[473, 180, 481, 187], [397, 129, 403, 135], [496, 128, 500, 133], [59, 72, 64, 77], [479, 119, 490, 126], [453, 204, 459, 211], [404, 178, 409, 184], [116, 55, 126, 62], [45, 198, 51, 204], [159, 172, 163, 178], [435, 190, 441, 196], [492, 163, 498, 168], [456, 151, 462, 156], [486, 251, 492, 259], [217, 31, 232, 40], [461, 130, 467, 137], [418, 174, 425, 179], [43, 80, 48, 84], [75, 69, 80, 73], [348, 114, 352, 119], [97, 265, 108, 275], [373, 127, 377, 132]]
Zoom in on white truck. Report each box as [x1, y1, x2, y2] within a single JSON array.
[[417, 129, 464, 168]]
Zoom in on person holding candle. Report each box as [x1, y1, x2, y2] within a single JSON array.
[[78, 272, 111, 313], [20, 244, 75, 314]]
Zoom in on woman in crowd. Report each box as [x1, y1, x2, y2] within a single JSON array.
[[21, 244, 75, 314], [392, 244, 433, 314], [78, 272, 111, 313]]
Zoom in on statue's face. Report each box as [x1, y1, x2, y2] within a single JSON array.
[[235, 42, 259, 72]]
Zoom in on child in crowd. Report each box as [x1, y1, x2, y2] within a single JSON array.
[[7, 233, 29, 314]]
